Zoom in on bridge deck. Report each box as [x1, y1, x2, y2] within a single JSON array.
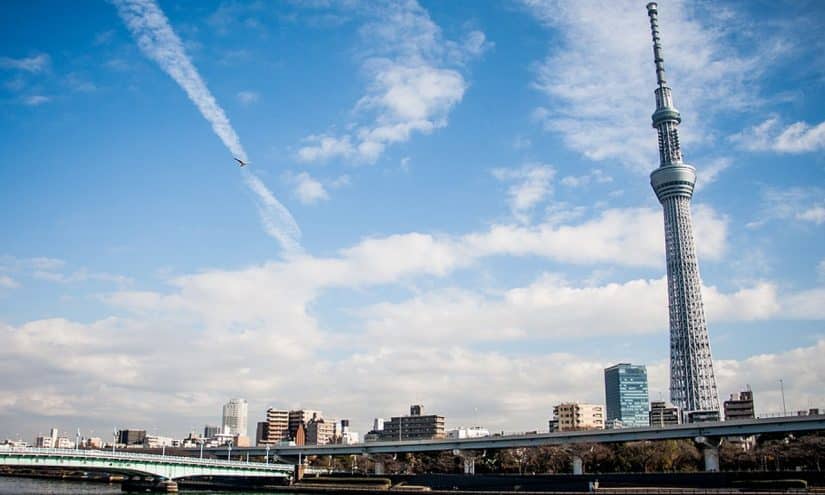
[[0, 447, 293, 480]]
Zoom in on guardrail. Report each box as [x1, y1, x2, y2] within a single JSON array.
[[0, 447, 290, 470]]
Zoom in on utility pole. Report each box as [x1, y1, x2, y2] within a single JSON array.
[[780, 379, 787, 416]]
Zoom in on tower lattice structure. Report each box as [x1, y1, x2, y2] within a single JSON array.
[[646, 3, 720, 416]]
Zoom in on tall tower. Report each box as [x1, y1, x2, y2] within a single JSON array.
[[646, 3, 720, 419]]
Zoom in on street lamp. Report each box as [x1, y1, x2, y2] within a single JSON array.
[[112, 429, 117, 455], [227, 442, 232, 462], [199, 439, 204, 460], [265, 445, 270, 465]]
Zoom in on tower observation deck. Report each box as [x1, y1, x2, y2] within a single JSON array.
[[646, 2, 720, 419]]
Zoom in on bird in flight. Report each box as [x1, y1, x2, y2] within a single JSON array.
[[234, 157, 248, 167]]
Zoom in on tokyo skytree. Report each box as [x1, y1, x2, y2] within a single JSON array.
[[646, 3, 720, 417]]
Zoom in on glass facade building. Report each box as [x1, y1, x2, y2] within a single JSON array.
[[604, 363, 650, 427]]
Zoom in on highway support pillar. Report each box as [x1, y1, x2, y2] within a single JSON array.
[[452, 450, 476, 475], [572, 456, 584, 475], [293, 463, 305, 482], [695, 436, 722, 472]]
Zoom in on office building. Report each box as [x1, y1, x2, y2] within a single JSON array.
[[605, 363, 650, 428], [117, 429, 146, 446], [552, 403, 605, 431], [724, 389, 755, 421], [222, 399, 248, 437], [645, 2, 720, 420], [265, 408, 290, 444], [649, 401, 680, 427], [288, 409, 321, 440], [255, 422, 269, 446], [380, 404, 445, 441]]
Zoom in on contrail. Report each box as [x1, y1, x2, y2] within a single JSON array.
[[113, 0, 301, 253]]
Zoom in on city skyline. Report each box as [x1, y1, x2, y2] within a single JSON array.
[[0, 0, 823, 441]]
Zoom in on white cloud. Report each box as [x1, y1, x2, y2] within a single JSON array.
[[22, 95, 50, 106], [0, 54, 50, 73], [523, 0, 771, 170], [290, 172, 329, 205], [796, 206, 825, 225], [0, 276, 19, 289], [296, 1, 486, 164], [748, 187, 825, 228], [236, 90, 259, 105], [492, 164, 556, 223], [731, 117, 825, 153], [113, 0, 301, 252], [560, 169, 612, 188]]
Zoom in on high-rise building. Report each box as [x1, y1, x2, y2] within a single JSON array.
[[265, 408, 290, 444], [380, 404, 445, 441], [649, 401, 680, 427], [645, 3, 720, 419], [305, 416, 337, 445], [222, 399, 248, 437], [117, 429, 146, 446], [255, 421, 269, 446], [724, 389, 755, 421], [552, 403, 605, 431], [604, 363, 650, 428], [203, 425, 220, 439], [288, 410, 321, 440]]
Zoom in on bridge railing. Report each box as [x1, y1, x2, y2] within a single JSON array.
[[0, 447, 291, 471]]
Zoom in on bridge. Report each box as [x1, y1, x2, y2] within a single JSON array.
[[0, 447, 294, 482]]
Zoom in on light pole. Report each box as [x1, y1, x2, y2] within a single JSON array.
[[199, 440, 204, 460], [112, 429, 117, 455], [162, 444, 166, 457], [227, 442, 232, 461], [780, 379, 787, 416], [265, 445, 270, 465]]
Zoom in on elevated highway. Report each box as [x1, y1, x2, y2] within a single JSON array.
[[220, 414, 825, 457]]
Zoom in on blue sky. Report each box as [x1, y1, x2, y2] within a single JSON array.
[[0, 0, 823, 441]]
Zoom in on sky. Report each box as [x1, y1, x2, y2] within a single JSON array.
[[0, 0, 823, 442]]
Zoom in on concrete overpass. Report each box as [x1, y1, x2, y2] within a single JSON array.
[[217, 414, 825, 473], [219, 414, 825, 457]]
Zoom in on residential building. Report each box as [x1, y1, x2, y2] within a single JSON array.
[[35, 435, 54, 448], [649, 401, 680, 427], [255, 421, 269, 446], [552, 403, 605, 431], [724, 389, 755, 421], [604, 363, 650, 428], [605, 418, 625, 430], [306, 416, 337, 445], [117, 429, 146, 446], [379, 405, 445, 441], [143, 435, 173, 448], [222, 399, 248, 437], [447, 427, 490, 439], [55, 437, 74, 449], [288, 409, 321, 440], [85, 437, 103, 449], [548, 419, 559, 433], [265, 408, 290, 444]]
